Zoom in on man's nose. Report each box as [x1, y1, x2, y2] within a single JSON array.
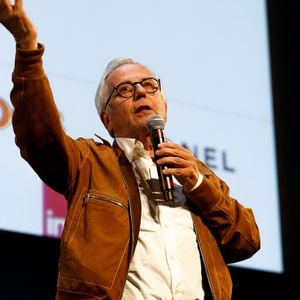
[[133, 83, 146, 99]]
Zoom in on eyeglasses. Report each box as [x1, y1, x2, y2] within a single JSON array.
[[104, 77, 161, 109]]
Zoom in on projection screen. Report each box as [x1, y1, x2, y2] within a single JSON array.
[[0, 0, 282, 274]]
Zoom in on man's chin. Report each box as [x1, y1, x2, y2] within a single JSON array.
[[133, 110, 155, 122]]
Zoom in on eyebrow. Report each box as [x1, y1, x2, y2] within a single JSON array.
[[114, 77, 153, 87], [115, 80, 132, 86]]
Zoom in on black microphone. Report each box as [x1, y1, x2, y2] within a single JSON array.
[[147, 114, 174, 201]]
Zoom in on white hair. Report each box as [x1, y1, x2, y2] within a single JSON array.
[[95, 58, 146, 114], [94, 57, 165, 115]]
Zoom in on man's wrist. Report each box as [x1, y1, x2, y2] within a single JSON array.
[[187, 172, 203, 193], [17, 38, 38, 50]]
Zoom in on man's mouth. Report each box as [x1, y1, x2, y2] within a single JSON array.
[[135, 105, 152, 113]]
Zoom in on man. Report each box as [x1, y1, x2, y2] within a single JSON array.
[[0, 1, 260, 299]]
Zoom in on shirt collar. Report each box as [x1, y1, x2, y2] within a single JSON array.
[[115, 137, 149, 163]]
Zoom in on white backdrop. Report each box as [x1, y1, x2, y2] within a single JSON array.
[[0, 0, 282, 273]]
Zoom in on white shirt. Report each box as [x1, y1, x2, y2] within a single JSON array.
[[117, 138, 205, 300]]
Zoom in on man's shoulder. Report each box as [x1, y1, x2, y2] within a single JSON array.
[[75, 135, 113, 150], [76, 134, 112, 147]]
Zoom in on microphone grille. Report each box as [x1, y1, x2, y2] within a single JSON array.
[[147, 114, 165, 131]]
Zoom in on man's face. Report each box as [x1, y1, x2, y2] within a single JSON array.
[[101, 63, 167, 139]]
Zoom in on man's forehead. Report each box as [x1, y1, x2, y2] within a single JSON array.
[[108, 63, 152, 84]]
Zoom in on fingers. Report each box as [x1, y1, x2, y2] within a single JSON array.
[[0, 0, 37, 49], [155, 142, 199, 191], [1, 0, 26, 18], [0, 0, 12, 16], [0, 0, 20, 23], [156, 142, 195, 164], [14, 0, 23, 10], [0, 0, 11, 7], [0, 0, 21, 12]]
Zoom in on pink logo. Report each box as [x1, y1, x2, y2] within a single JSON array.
[[43, 184, 67, 238]]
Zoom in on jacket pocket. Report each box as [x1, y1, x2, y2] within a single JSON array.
[[59, 190, 130, 289]]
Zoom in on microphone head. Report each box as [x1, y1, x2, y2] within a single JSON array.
[[147, 114, 165, 131]]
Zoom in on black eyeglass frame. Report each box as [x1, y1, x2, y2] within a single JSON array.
[[104, 77, 161, 109]]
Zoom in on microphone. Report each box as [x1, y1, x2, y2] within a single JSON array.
[[147, 114, 174, 201]]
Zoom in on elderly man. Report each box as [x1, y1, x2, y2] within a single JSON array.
[[0, 1, 260, 299]]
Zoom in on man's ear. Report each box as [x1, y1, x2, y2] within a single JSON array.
[[164, 99, 168, 122], [100, 111, 112, 131], [100, 111, 115, 138]]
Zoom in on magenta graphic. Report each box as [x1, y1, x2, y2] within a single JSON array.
[[43, 183, 67, 238]]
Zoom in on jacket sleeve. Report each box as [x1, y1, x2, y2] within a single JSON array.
[[10, 44, 83, 196], [185, 161, 261, 263]]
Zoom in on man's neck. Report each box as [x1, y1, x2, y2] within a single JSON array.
[[116, 135, 155, 158], [137, 136, 154, 157]]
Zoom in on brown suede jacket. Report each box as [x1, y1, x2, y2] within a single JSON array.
[[10, 44, 260, 300]]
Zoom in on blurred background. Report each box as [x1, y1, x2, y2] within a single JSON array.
[[0, 1, 299, 299]]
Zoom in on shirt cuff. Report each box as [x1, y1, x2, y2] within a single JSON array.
[[188, 172, 204, 192]]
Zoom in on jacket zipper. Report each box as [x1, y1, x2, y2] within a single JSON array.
[[84, 192, 128, 211], [84, 189, 129, 300]]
